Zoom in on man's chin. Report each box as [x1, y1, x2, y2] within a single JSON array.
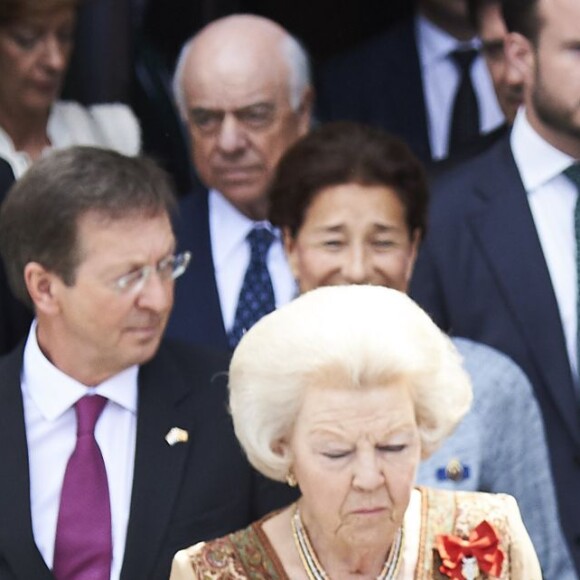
[[218, 184, 268, 217]]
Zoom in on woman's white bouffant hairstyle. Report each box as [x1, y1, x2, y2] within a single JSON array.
[[229, 285, 473, 481]]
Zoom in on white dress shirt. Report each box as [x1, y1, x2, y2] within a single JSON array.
[[208, 189, 297, 331], [416, 14, 504, 160], [22, 321, 137, 580], [511, 108, 578, 382]]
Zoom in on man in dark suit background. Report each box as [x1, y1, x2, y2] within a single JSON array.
[[410, 0, 580, 572], [165, 15, 312, 352], [0, 146, 296, 580], [430, 0, 524, 174], [316, 0, 504, 164]]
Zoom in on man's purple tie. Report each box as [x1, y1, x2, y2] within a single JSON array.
[[53, 395, 112, 580]]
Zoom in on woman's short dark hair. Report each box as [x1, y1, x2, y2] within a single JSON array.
[[0, 0, 80, 26], [268, 121, 429, 240], [0, 146, 176, 308]]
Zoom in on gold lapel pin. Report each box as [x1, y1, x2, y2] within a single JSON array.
[[165, 427, 189, 446]]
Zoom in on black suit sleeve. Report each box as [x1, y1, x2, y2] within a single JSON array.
[[0, 159, 33, 355]]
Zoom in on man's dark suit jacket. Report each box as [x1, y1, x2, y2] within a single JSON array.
[[0, 339, 298, 579], [409, 135, 580, 573], [316, 16, 432, 164], [0, 158, 33, 355], [165, 190, 229, 351]]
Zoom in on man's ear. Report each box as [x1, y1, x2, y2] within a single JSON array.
[[24, 262, 61, 315], [296, 86, 315, 137], [504, 31, 535, 85]]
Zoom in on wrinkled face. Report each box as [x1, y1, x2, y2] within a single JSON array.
[[285, 183, 420, 293], [478, 3, 523, 122], [286, 383, 420, 552], [182, 45, 310, 220], [39, 212, 176, 384], [0, 8, 75, 118], [528, 0, 580, 151]]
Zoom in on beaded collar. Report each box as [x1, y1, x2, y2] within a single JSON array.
[[291, 505, 404, 579]]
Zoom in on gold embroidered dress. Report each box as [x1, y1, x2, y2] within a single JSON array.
[[170, 487, 542, 579]]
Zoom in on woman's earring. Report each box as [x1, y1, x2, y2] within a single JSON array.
[[286, 471, 297, 487]]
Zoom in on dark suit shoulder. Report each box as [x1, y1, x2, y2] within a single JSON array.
[[319, 17, 417, 81], [316, 17, 419, 120], [427, 134, 515, 218], [153, 338, 230, 393], [0, 341, 25, 379]]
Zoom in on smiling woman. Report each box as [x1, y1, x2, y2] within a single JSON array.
[[170, 286, 542, 579]]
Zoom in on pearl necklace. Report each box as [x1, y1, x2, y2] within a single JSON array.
[[291, 505, 404, 580]]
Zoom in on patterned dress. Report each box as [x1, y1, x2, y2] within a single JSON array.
[[170, 487, 542, 579]]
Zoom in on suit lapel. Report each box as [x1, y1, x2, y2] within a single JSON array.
[[120, 344, 192, 580], [468, 140, 580, 443], [0, 346, 54, 579], [169, 189, 228, 350]]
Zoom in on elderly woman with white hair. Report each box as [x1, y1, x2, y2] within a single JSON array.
[[171, 285, 540, 579]]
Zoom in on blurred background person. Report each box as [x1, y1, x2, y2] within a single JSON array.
[[267, 121, 575, 578], [171, 285, 541, 579], [316, 0, 503, 164], [0, 0, 140, 178], [166, 15, 312, 351], [431, 0, 525, 172], [467, 0, 522, 125], [409, 0, 580, 570], [0, 0, 142, 356]]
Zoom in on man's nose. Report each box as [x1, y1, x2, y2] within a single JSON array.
[[216, 115, 247, 154], [136, 271, 173, 312]]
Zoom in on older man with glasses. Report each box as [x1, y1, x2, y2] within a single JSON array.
[[0, 146, 297, 580]]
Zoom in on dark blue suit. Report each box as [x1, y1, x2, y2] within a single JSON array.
[[316, 16, 432, 163], [410, 134, 580, 574], [165, 189, 228, 351]]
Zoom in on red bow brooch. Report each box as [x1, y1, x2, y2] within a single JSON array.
[[436, 520, 504, 579]]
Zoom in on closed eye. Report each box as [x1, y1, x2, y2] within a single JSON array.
[[321, 239, 345, 249], [322, 450, 351, 459], [372, 239, 395, 249], [377, 444, 406, 453]]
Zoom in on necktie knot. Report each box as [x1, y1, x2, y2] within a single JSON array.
[[75, 395, 107, 437], [247, 227, 274, 262], [450, 48, 478, 73], [565, 163, 580, 189]]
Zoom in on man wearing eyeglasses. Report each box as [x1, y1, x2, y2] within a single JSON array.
[[0, 146, 297, 580]]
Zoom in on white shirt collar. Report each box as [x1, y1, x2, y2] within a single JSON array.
[[416, 13, 480, 70], [209, 189, 280, 269], [511, 108, 576, 192], [23, 321, 138, 422]]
